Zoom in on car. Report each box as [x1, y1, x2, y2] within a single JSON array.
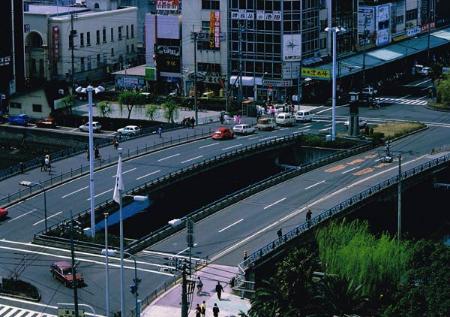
[[79, 121, 101, 132], [233, 124, 255, 135], [256, 117, 276, 131], [8, 114, 29, 126], [0, 207, 8, 220], [415, 64, 432, 76], [36, 118, 57, 128], [295, 110, 313, 122], [50, 261, 84, 288], [212, 127, 234, 140], [344, 118, 368, 128], [361, 86, 378, 96], [117, 125, 141, 136], [275, 112, 295, 126]]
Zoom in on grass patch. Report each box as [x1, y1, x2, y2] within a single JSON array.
[[373, 121, 425, 140], [429, 102, 450, 111]]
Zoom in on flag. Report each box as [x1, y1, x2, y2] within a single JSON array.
[[113, 155, 124, 203]]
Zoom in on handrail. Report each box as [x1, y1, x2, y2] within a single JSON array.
[[238, 153, 450, 272]]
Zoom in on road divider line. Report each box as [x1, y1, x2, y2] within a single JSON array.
[[222, 144, 242, 151], [112, 167, 136, 177], [218, 219, 244, 233], [88, 188, 113, 200], [199, 143, 218, 149], [33, 211, 62, 226], [157, 153, 181, 162], [61, 186, 89, 198], [177, 243, 198, 255], [263, 197, 287, 210], [136, 170, 161, 180], [181, 155, 203, 164], [7, 209, 37, 223], [342, 166, 360, 174], [259, 136, 277, 141], [305, 180, 325, 190]]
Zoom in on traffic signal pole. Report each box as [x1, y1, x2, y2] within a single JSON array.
[[181, 264, 188, 317]]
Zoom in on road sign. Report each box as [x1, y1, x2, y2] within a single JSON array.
[[301, 67, 331, 80]]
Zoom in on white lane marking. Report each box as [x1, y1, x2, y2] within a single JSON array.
[[279, 128, 288, 131], [374, 158, 383, 162], [112, 167, 136, 177], [259, 136, 277, 141], [305, 180, 326, 190], [136, 169, 161, 180], [315, 104, 348, 114], [299, 124, 312, 129], [177, 243, 198, 255], [263, 197, 287, 210], [61, 186, 88, 199], [319, 128, 330, 132], [33, 211, 62, 226], [413, 79, 431, 86], [7, 209, 37, 223], [157, 153, 181, 162], [181, 155, 203, 164], [210, 154, 428, 262], [199, 143, 219, 149], [222, 144, 242, 151], [417, 95, 428, 100], [0, 245, 174, 276], [141, 250, 204, 262], [218, 219, 244, 233], [342, 166, 360, 174], [87, 188, 113, 200]]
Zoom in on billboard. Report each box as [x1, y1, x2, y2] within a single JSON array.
[[283, 34, 302, 61], [155, 45, 180, 73], [358, 6, 375, 46], [156, 0, 179, 11], [301, 67, 331, 80], [375, 3, 391, 46]]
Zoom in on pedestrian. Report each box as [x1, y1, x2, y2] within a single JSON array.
[[200, 301, 206, 317], [243, 251, 248, 260], [190, 117, 195, 128], [44, 155, 50, 170], [220, 112, 224, 124], [40, 156, 45, 172], [212, 303, 220, 317], [19, 162, 24, 174], [158, 126, 162, 138], [195, 304, 201, 317], [306, 209, 312, 226], [94, 144, 100, 159], [277, 228, 282, 239], [196, 276, 203, 295], [113, 138, 119, 150], [215, 281, 224, 300]]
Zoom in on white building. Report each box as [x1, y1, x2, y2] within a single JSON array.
[[24, 0, 138, 83]]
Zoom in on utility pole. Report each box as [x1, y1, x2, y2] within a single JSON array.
[[397, 154, 402, 241], [181, 264, 188, 317], [70, 13, 75, 91], [238, 24, 244, 116], [69, 211, 79, 317], [191, 31, 199, 126], [186, 218, 194, 276]]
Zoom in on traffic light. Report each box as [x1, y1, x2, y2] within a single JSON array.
[[130, 285, 137, 294]]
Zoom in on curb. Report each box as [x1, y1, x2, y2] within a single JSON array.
[[0, 291, 41, 302]]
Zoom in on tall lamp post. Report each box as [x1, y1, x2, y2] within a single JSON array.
[[75, 85, 105, 237], [325, 26, 345, 141], [20, 181, 47, 233]]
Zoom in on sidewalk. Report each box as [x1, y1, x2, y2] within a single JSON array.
[[142, 264, 250, 317]]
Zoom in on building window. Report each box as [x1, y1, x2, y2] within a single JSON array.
[[131, 44, 135, 52], [103, 28, 107, 43], [111, 48, 114, 57], [10, 102, 21, 109], [87, 56, 92, 70], [32, 104, 42, 112], [131, 24, 134, 38], [118, 26, 123, 40], [96, 30, 100, 45], [111, 28, 114, 42], [86, 32, 91, 46], [81, 57, 85, 71], [126, 25, 129, 39], [97, 54, 101, 67], [406, 9, 418, 21], [80, 33, 84, 47], [202, 0, 219, 10]]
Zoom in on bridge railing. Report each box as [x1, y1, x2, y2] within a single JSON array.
[[238, 153, 450, 272]]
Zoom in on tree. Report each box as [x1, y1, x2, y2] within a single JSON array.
[[436, 75, 450, 105], [145, 104, 159, 121], [118, 91, 146, 119], [98, 101, 111, 117], [162, 98, 179, 123], [61, 94, 76, 114]]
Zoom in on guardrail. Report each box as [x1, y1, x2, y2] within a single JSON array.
[[238, 152, 450, 273], [0, 127, 214, 207]]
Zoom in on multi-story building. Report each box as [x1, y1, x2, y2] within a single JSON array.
[[24, 0, 138, 84], [0, 0, 25, 108]]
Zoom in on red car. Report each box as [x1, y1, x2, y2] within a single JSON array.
[[0, 207, 7, 220], [50, 261, 84, 287], [212, 127, 234, 140]]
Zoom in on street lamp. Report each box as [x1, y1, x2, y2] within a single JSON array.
[[20, 181, 47, 233], [325, 26, 346, 141], [75, 85, 105, 238]]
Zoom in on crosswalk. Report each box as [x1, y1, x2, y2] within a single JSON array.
[[0, 304, 55, 317], [375, 97, 428, 106]]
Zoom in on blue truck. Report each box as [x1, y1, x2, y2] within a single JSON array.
[[8, 114, 30, 126]]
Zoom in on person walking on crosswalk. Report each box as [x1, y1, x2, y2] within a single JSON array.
[[212, 303, 220, 317]]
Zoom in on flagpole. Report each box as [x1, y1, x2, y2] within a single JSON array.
[[117, 149, 125, 317]]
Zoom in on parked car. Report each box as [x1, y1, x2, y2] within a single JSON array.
[[117, 125, 141, 136], [361, 86, 378, 96], [36, 118, 57, 128], [212, 127, 234, 140], [344, 118, 368, 128], [256, 117, 276, 131], [295, 110, 313, 122], [275, 112, 295, 126], [79, 121, 101, 132], [0, 207, 8, 220], [415, 64, 432, 76], [8, 114, 29, 126], [233, 124, 255, 135], [50, 261, 84, 288]]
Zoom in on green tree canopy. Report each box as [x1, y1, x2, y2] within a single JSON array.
[[98, 101, 111, 117], [61, 94, 76, 114], [436, 75, 450, 105], [118, 91, 147, 119], [162, 98, 179, 123], [145, 104, 159, 121]]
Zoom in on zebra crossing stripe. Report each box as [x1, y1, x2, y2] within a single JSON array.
[[375, 97, 428, 106], [0, 305, 55, 317]]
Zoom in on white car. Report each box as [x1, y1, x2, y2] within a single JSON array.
[[344, 118, 368, 128], [79, 121, 101, 132], [295, 110, 313, 122], [117, 125, 141, 136], [275, 112, 295, 126], [233, 124, 255, 135]]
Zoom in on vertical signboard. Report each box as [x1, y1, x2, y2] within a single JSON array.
[[375, 4, 392, 46], [357, 6, 375, 46], [209, 11, 215, 49], [214, 11, 220, 48], [52, 26, 60, 61], [282, 34, 302, 61]]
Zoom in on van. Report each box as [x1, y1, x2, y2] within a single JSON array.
[[275, 112, 295, 126], [256, 117, 276, 131], [295, 110, 313, 122]]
